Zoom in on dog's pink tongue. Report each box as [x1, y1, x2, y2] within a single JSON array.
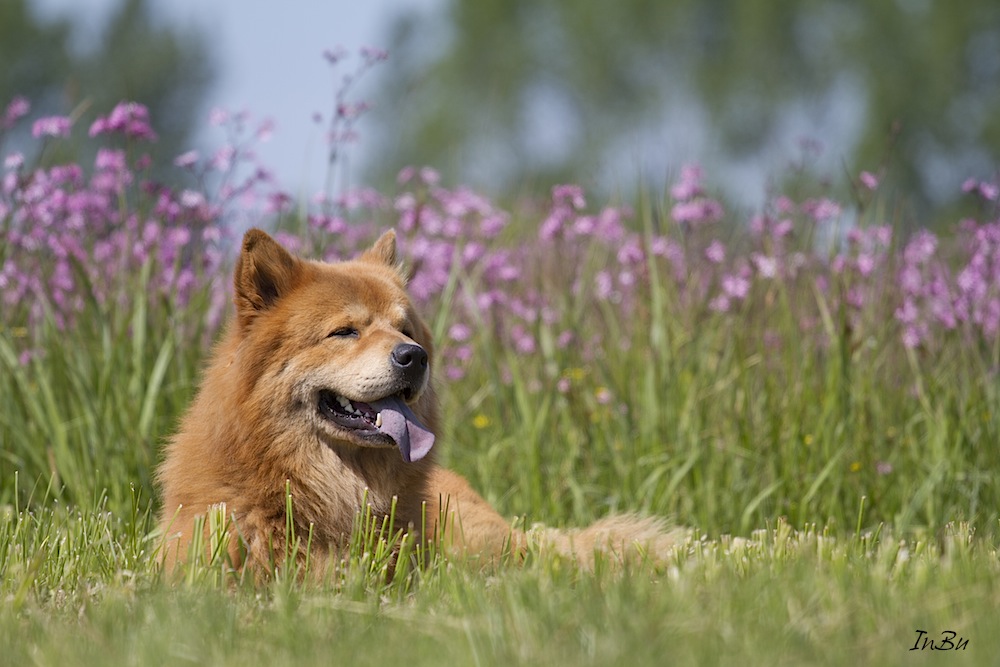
[[372, 397, 435, 463]]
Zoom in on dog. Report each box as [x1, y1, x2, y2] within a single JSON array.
[[156, 229, 679, 576]]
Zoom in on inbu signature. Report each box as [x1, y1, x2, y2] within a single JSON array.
[[910, 630, 969, 651]]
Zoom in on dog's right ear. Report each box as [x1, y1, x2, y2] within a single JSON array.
[[234, 229, 300, 328]]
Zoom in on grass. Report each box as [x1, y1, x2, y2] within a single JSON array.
[[0, 504, 995, 665], [2, 183, 998, 664]]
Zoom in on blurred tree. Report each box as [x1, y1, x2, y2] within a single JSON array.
[[0, 0, 214, 173], [370, 0, 1000, 211], [0, 1, 73, 109]]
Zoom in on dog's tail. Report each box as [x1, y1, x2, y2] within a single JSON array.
[[426, 468, 686, 568], [525, 513, 687, 569]]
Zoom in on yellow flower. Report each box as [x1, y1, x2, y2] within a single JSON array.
[[803, 434, 814, 446], [849, 461, 861, 472], [472, 414, 491, 429], [567, 367, 587, 381]]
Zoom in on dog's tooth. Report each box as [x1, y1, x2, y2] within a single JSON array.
[[375, 412, 382, 428], [336, 394, 363, 415]]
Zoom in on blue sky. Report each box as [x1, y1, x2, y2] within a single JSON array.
[[33, 0, 441, 197]]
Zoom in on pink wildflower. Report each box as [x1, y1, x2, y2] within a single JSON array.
[[90, 102, 157, 141], [704, 240, 726, 264], [32, 116, 72, 138], [671, 164, 703, 201], [859, 171, 879, 190], [2, 96, 30, 129], [721, 274, 751, 300], [174, 150, 199, 168], [801, 198, 841, 222]]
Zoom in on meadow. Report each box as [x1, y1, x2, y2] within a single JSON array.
[[2, 81, 999, 665]]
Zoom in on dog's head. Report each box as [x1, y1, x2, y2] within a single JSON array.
[[231, 229, 437, 463]]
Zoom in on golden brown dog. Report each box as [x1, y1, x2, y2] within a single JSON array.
[[157, 229, 678, 575]]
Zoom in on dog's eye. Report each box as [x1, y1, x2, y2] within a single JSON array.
[[328, 327, 358, 339]]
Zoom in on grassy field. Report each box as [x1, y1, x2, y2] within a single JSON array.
[[0, 505, 995, 665], [2, 100, 999, 664]]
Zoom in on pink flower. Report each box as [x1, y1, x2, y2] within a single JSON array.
[[708, 294, 730, 313], [511, 325, 536, 355], [419, 167, 440, 185], [552, 184, 586, 210], [774, 196, 796, 214], [617, 238, 644, 265], [397, 166, 416, 184], [32, 116, 72, 138], [180, 190, 206, 208], [256, 118, 275, 142], [94, 148, 127, 171], [751, 254, 778, 278], [903, 231, 937, 264], [859, 171, 879, 190], [210, 145, 235, 172], [670, 164, 703, 201], [360, 46, 389, 63], [671, 198, 724, 225], [595, 271, 614, 300], [174, 150, 199, 168], [90, 102, 157, 140], [209, 107, 230, 126], [704, 240, 726, 264], [802, 198, 841, 222], [448, 323, 471, 342], [539, 211, 566, 241], [901, 326, 923, 349], [773, 219, 794, 238], [961, 179, 999, 201], [2, 96, 30, 129], [856, 254, 875, 277], [721, 274, 751, 300]]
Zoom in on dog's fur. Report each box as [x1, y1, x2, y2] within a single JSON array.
[[157, 229, 679, 575]]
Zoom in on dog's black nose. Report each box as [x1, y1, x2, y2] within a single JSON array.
[[391, 343, 428, 392]]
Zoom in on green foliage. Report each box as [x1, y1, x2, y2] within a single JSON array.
[[1, 508, 997, 665], [430, 203, 1000, 538], [2, 175, 998, 662], [0, 264, 211, 511], [0, 0, 214, 172], [0, 1, 72, 106], [2, 188, 997, 533], [373, 0, 1000, 210]]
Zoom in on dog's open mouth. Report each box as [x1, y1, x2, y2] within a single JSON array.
[[317, 390, 434, 463]]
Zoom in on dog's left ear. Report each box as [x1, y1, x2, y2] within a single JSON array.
[[360, 230, 406, 280]]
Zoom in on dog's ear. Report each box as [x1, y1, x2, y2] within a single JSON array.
[[360, 230, 406, 280], [234, 229, 301, 327]]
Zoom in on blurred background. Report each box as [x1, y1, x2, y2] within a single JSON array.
[[8, 0, 1000, 217]]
